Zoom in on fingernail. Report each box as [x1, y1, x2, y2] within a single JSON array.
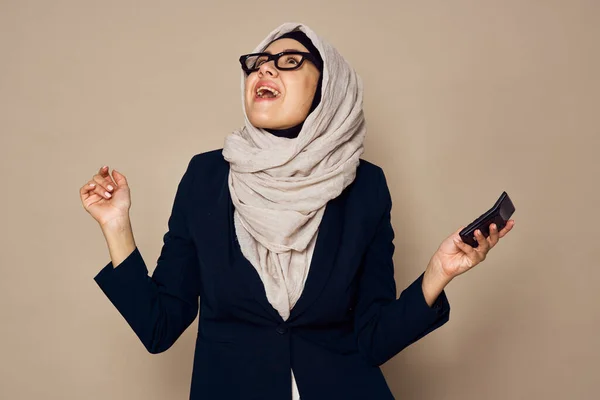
[[107, 185, 113, 191], [105, 191, 111, 198], [89, 183, 95, 187]]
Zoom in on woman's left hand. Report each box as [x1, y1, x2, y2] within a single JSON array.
[[430, 220, 516, 281]]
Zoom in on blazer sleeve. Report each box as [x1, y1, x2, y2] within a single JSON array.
[[354, 167, 451, 367], [93, 155, 200, 354]]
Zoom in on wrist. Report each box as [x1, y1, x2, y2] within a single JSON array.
[[100, 216, 131, 233], [420, 256, 452, 308], [425, 254, 453, 287]]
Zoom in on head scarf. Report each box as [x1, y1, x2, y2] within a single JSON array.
[[222, 22, 366, 321]]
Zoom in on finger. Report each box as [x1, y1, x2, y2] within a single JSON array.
[[453, 235, 476, 256], [498, 220, 515, 239], [97, 165, 118, 191], [80, 180, 105, 201], [110, 168, 128, 188], [80, 180, 97, 199], [479, 229, 491, 249], [90, 177, 113, 199], [93, 172, 117, 193], [488, 223, 499, 247], [474, 229, 490, 255]]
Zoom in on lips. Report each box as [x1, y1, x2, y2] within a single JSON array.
[[254, 80, 281, 94], [253, 80, 282, 101]]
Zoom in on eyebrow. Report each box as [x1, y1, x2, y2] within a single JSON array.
[[263, 48, 303, 54]]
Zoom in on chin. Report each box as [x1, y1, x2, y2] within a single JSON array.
[[248, 111, 306, 129], [248, 114, 277, 129], [246, 102, 307, 130], [248, 111, 292, 130]]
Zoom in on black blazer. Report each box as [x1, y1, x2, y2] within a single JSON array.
[[94, 148, 450, 399]]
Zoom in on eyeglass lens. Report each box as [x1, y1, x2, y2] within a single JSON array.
[[244, 53, 304, 71]]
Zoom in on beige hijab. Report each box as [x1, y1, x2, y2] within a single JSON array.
[[223, 22, 366, 321]]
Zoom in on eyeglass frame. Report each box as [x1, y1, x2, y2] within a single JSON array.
[[239, 51, 322, 75]]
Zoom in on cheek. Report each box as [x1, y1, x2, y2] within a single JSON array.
[[244, 80, 252, 99], [243, 79, 257, 110], [303, 76, 317, 92], [285, 77, 313, 105], [245, 76, 259, 96], [297, 78, 317, 108], [298, 72, 319, 101]]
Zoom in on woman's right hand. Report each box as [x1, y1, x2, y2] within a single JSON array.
[[80, 165, 131, 228]]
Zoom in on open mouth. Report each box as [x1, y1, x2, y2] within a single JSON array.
[[255, 86, 281, 100]]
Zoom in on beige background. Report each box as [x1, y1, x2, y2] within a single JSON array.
[[1, 0, 598, 399]]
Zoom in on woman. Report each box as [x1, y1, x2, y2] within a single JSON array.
[[80, 23, 515, 399]]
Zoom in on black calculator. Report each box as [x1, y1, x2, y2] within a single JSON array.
[[459, 191, 515, 248]]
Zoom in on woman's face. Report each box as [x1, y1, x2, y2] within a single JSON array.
[[244, 38, 321, 130]]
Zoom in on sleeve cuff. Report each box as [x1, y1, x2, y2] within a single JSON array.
[[93, 247, 149, 289], [409, 272, 450, 319]]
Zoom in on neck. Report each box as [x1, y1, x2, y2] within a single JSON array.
[[264, 121, 304, 139]]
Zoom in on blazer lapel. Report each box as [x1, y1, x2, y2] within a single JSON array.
[[287, 194, 344, 322]]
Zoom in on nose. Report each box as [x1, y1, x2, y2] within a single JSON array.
[[258, 59, 279, 77]]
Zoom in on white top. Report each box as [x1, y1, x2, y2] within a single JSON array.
[[292, 368, 300, 400]]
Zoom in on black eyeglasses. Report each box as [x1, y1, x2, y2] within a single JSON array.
[[239, 51, 322, 75]]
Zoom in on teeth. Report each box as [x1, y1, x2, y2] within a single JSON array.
[[256, 86, 280, 97]]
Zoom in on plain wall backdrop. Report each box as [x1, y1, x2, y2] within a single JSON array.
[[1, 0, 598, 399]]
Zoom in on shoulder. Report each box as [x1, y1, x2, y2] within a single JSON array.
[[354, 158, 389, 194], [345, 158, 392, 218], [175, 148, 229, 195], [357, 158, 384, 178], [185, 148, 228, 179], [189, 148, 227, 169]]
